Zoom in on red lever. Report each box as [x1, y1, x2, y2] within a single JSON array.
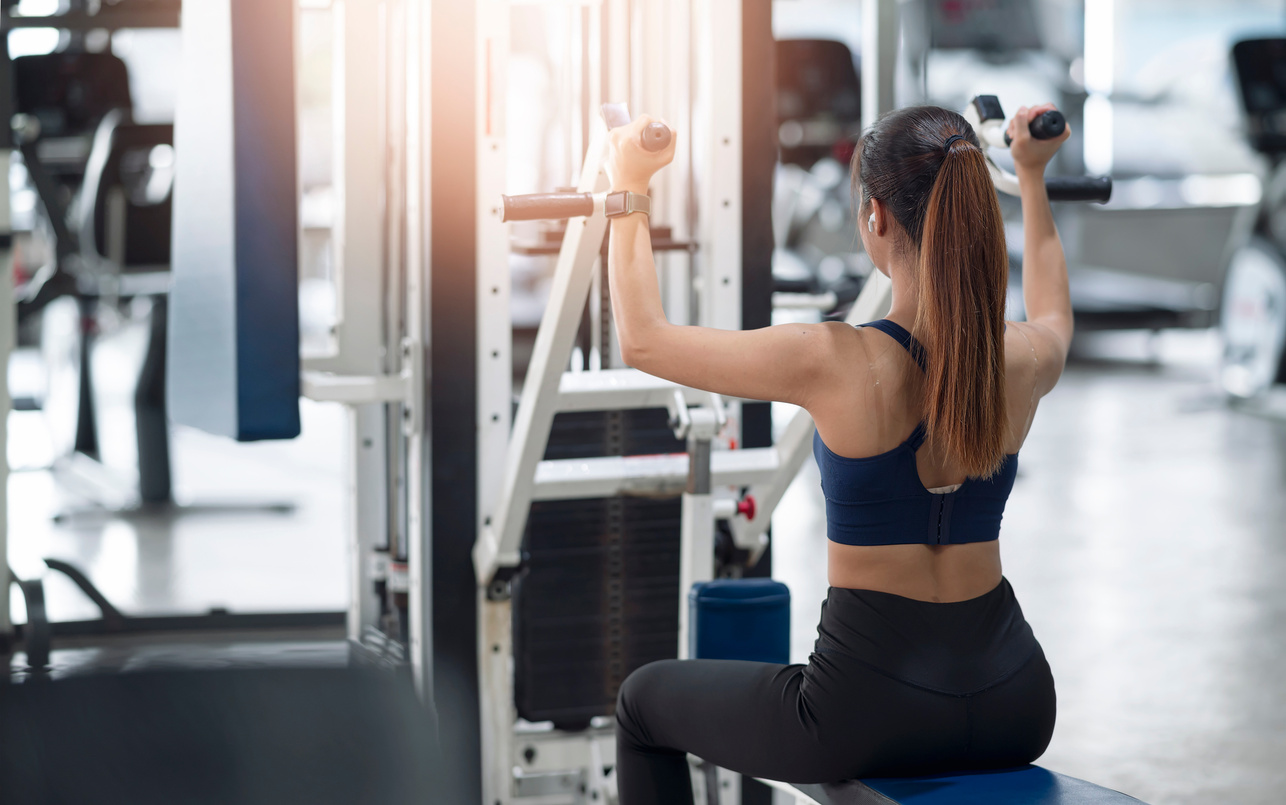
[[736, 496, 757, 521]]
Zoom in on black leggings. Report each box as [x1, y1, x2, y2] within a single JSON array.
[[615, 578, 1056, 805]]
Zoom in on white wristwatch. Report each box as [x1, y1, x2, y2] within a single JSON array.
[[604, 190, 651, 218]]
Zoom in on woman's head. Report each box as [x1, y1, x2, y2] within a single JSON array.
[[851, 105, 1011, 478]]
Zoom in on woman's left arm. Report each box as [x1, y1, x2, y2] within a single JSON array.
[[606, 116, 842, 409]]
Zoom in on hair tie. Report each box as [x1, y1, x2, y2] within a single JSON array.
[[943, 134, 965, 153]]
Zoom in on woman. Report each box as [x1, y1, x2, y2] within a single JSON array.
[[604, 103, 1073, 804]]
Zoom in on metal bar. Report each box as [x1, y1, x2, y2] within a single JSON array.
[[408, 0, 434, 694], [42, 559, 126, 629], [302, 0, 387, 377], [678, 435, 715, 659], [301, 371, 406, 404], [862, 0, 899, 125], [475, 1, 513, 802], [12, 579, 49, 669], [531, 446, 780, 502], [478, 592, 514, 805], [46, 611, 346, 636], [407, 0, 431, 702], [0, 147, 11, 639], [476, 0, 513, 548], [2, 9, 181, 31], [695, 0, 742, 336], [556, 367, 707, 412], [473, 136, 610, 585], [348, 404, 387, 640]]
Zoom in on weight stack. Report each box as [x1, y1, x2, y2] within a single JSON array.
[[513, 408, 683, 730]]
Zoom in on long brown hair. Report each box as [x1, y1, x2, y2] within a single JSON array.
[[852, 106, 1009, 478]]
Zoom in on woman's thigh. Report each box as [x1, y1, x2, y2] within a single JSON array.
[[616, 658, 930, 784]]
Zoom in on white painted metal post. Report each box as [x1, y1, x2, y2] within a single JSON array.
[[476, 0, 511, 548], [475, 1, 515, 802], [694, 0, 742, 336], [478, 588, 514, 805], [348, 404, 387, 639], [641, 0, 693, 328], [862, 0, 899, 127], [307, 0, 387, 376], [677, 418, 718, 660]]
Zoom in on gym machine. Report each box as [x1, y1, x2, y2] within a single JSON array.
[[1221, 37, 1286, 399], [3, 0, 342, 676], [4, 4, 184, 517]]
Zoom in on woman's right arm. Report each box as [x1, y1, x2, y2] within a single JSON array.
[[1009, 103, 1074, 398]]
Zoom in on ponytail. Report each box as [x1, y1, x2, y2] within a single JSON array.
[[912, 139, 1009, 478]]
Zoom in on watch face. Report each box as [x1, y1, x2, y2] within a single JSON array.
[[605, 192, 626, 217]]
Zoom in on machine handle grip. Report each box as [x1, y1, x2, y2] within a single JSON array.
[[602, 102, 672, 152], [1003, 110, 1067, 146], [500, 192, 594, 222], [1045, 176, 1112, 203], [641, 121, 672, 152]]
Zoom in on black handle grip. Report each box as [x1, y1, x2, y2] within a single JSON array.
[[1029, 110, 1066, 140], [500, 192, 594, 222], [1045, 176, 1112, 204], [1003, 110, 1067, 146]]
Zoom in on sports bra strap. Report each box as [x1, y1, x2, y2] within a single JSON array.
[[858, 319, 928, 373], [905, 421, 928, 450]]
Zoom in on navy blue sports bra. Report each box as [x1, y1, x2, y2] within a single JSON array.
[[813, 319, 1019, 546]]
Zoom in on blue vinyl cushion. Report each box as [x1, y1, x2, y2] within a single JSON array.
[[792, 765, 1144, 804], [688, 578, 790, 664]]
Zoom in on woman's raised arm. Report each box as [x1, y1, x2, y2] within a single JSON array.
[[1007, 103, 1074, 398], [605, 116, 845, 408]]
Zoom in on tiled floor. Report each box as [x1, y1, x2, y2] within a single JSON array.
[[7, 398, 350, 624], [7, 329, 1286, 804]]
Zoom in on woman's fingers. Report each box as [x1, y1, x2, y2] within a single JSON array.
[[1010, 106, 1029, 144], [1026, 102, 1057, 121]]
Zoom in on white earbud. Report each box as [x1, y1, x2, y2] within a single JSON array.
[[867, 213, 876, 233]]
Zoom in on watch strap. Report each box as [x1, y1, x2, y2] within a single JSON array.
[[605, 190, 651, 218]]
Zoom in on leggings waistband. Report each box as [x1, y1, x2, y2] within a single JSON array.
[[811, 577, 1039, 695]]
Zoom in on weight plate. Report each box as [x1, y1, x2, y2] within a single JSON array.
[[1220, 237, 1286, 398]]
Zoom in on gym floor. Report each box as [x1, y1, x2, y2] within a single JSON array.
[[8, 328, 1286, 805]]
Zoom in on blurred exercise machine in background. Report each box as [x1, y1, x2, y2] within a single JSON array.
[[1220, 36, 1286, 398]]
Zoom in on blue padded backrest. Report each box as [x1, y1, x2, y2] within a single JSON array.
[[167, 0, 300, 441], [794, 765, 1144, 804], [689, 578, 790, 664]]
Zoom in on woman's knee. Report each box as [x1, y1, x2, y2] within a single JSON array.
[[615, 660, 683, 744], [616, 660, 678, 713]]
